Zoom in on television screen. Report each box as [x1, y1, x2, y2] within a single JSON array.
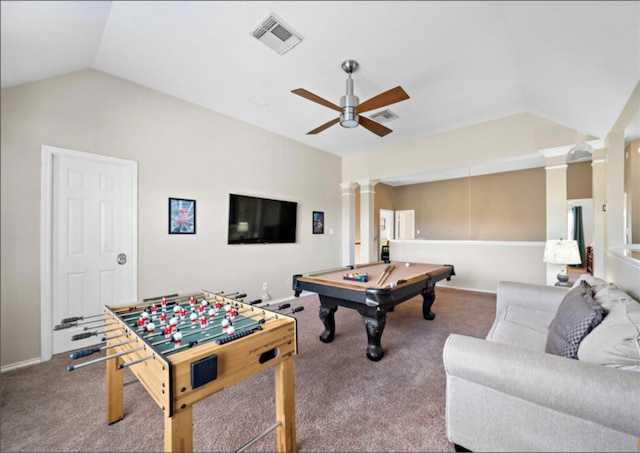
[[228, 194, 297, 244]]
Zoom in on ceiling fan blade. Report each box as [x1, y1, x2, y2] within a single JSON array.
[[292, 88, 342, 112], [356, 86, 410, 114], [359, 116, 393, 137], [307, 117, 340, 135]]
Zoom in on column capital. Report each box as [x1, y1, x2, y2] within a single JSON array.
[[357, 178, 379, 193], [340, 181, 358, 195]]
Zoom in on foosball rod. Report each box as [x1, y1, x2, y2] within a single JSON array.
[[54, 317, 112, 330], [113, 292, 247, 322], [201, 290, 247, 301], [58, 290, 224, 325], [69, 339, 137, 360], [66, 345, 146, 371], [71, 325, 126, 341], [59, 312, 107, 324], [170, 306, 305, 352], [148, 308, 271, 348], [139, 303, 265, 342], [117, 353, 155, 369], [235, 422, 281, 453], [116, 296, 248, 324], [111, 291, 210, 315]]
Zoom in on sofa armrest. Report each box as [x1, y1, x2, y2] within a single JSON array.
[[496, 281, 569, 316], [443, 333, 640, 437]]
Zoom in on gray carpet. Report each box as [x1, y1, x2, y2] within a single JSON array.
[[0, 287, 495, 452]]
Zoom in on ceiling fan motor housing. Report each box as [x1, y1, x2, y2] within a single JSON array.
[[340, 74, 359, 128]]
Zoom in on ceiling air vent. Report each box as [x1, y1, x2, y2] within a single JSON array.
[[369, 109, 399, 124], [251, 12, 303, 55]]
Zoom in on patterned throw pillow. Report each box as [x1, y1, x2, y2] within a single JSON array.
[[545, 280, 604, 359]]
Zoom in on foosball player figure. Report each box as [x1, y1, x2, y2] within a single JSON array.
[[190, 311, 198, 328], [226, 323, 235, 336], [208, 307, 216, 321], [150, 303, 158, 319], [199, 315, 207, 330], [169, 316, 178, 332], [161, 297, 167, 312], [172, 329, 182, 348], [164, 325, 172, 340], [189, 296, 196, 308], [159, 311, 167, 325], [180, 307, 187, 321], [146, 321, 155, 335], [221, 317, 230, 332], [137, 311, 149, 331]]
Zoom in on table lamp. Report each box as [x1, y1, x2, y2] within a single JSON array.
[[543, 239, 582, 287]]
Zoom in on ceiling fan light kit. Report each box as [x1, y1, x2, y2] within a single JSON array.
[[292, 59, 410, 137]]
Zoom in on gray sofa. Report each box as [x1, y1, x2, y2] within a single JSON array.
[[443, 276, 640, 452]]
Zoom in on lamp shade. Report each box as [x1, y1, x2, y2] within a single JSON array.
[[543, 239, 582, 265]]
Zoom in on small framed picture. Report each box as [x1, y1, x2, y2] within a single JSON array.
[[169, 198, 196, 234], [313, 211, 324, 234]]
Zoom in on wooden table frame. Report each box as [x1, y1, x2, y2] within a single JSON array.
[[103, 292, 298, 452]]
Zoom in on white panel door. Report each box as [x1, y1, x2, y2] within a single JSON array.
[[395, 210, 415, 240], [51, 151, 136, 355]]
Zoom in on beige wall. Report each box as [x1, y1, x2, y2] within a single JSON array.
[[567, 161, 593, 200], [0, 69, 342, 367], [625, 138, 640, 249], [381, 168, 546, 241], [2, 69, 639, 369]]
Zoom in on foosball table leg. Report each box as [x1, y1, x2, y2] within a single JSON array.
[[275, 355, 297, 453], [165, 405, 193, 453], [106, 349, 124, 424]]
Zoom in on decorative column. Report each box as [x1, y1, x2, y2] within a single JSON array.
[[605, 131, 626, 254], [591, 145, 607, 278], [340, 182, 358, 266], [357, 179, 378, 264], [541, 146, 571, 285]]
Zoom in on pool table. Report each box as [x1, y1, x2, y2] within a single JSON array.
[[292, 261, 455, 361]]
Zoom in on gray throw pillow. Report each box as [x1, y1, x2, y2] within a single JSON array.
[[545, 280, 604, 359]]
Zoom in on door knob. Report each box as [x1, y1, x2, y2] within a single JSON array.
[[117, 253, 127, 265]]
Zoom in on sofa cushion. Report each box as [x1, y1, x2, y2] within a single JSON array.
[[545, 281, 604, 359], [572, 274, 619, 312], [578, 291, 640, 372]]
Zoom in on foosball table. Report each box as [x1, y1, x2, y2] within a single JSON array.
[[63, 290, 300, 452]]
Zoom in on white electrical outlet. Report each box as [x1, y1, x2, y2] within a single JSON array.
[[263, 282, 268, 290]]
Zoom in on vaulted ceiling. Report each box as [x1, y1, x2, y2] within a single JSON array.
[[2, 1, 639, 164]]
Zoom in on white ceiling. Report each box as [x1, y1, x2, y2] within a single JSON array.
[[2, 1, 639, 173]]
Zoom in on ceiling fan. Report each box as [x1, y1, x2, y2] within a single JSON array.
[[292, 60, 410, 137]]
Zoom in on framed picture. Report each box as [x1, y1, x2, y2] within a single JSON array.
[[313, 211, 324, 234], [169, 198, 196, 234]]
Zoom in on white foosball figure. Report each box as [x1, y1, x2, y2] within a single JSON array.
[[172, 330, 182, 348]]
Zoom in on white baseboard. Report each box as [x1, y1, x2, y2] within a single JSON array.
[[1, 357, 41, 373]]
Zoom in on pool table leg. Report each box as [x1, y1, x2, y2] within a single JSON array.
[[421, 280, 436, 320], [362, 312, 387, 361], [318, 304, 338, 343]]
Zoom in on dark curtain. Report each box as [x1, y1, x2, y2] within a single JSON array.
[[571, 206, 585, 266]]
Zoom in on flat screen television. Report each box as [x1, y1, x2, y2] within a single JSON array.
[[227, 193, 298, 244]]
